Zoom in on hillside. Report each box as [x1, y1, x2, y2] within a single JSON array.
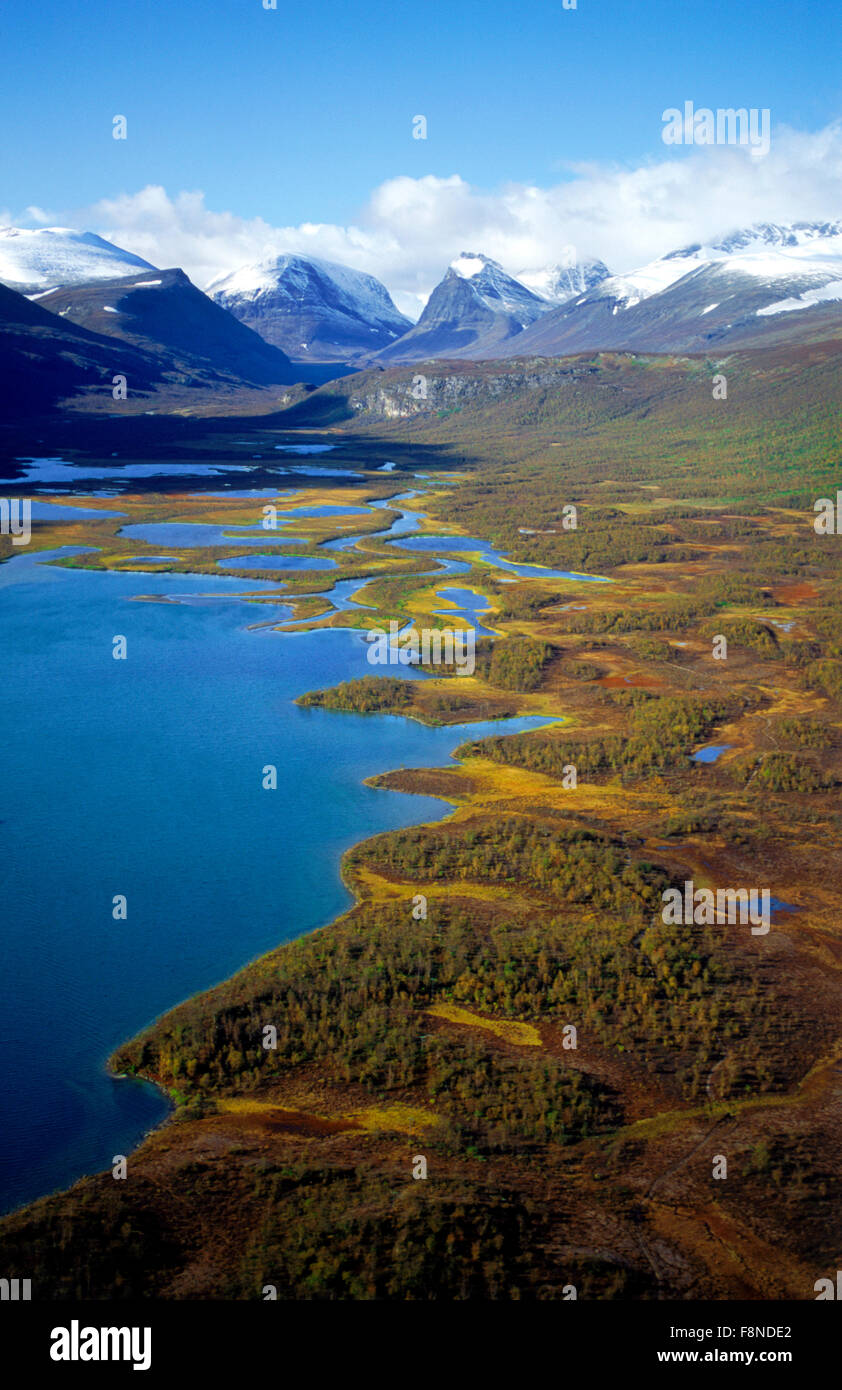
[[37, 269, 299, 387], [0, 280, 167, 412]]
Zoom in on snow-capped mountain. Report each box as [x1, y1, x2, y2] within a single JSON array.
[[494, 221, 842, 358], [208, 253, 412, 362], [586, 221, 842, 309], [0, 227, 156, 295], [376, 252, 551, 363], [5, 220, 841, 390], [702, 221, 842, 257], [447, 253, 552, 324], [518, 258, 611, 305]]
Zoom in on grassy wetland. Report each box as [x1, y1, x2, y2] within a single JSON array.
[[2, 343, 842, 1299]]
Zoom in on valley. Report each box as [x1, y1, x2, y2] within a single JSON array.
[[1, 338, 841, 1299]]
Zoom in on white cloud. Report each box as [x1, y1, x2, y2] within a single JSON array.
[[69, 122, 842, 319], [24, 205, 54, 226]]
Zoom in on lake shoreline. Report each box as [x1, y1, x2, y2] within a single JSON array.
[[0, 470, 576, 1216]]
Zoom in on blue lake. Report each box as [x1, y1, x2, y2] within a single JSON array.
[[273, 444, 336, 454], [0, 539, 553, 1214], [434, 587, 497, 636], [121, 509, 372, 551], [321, 494, 425, 552], [8, 459, 252, 486], [5, 456, 369, 492], [217, 554, 337, 572], [282, 505, 371, 518], [31, 501, 126, 522], [121, 522, 305, 548], [282, 466, 363, 477], [298, 555, 472, 620], [692, 745, 733, 764], [193, 489, 301, 500]]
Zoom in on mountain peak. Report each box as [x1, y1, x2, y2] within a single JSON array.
[[662, 220, 842, 267], [0, 226, 156, 295], [208, 253, 411, 362], [449, 252, 500, 279], [440, 253, 549, 320], [374, 253, 551, 363], [518, 259, 611, 304], [711, 220, 842, 254]]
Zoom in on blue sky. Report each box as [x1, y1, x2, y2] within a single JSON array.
[[2, 0, 841, 310], [2, 0, 840, 226]]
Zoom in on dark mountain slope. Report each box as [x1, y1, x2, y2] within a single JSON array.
[[0, 281, 166, 413], [37, 269, 298, 386]]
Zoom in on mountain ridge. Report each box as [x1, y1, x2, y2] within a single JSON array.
[[496, 224, 842, 358], [2, 219, 842, 386], [208, 252, 412, 362], [36, 268, 298, 386], [0, 226, 156, 295]]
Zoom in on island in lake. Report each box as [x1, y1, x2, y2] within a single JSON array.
[[2, 345, 841, 1300]]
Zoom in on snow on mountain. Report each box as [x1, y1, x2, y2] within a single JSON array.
[[10, 219, 837, 372], [518, 259, 611, 305], [0, 227, 156, 294], [592, 221, 842, 310], [490, 221, 842, 361], [207, 253, 411, 361], [208, 253, 405, 322], [757, 279, 842, 316], [711, 221, 842, 256], [374, 252, 551, 363], [447, 252, 550, 327]]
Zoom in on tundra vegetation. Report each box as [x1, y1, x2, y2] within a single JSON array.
[[2, 343, 842, 1299]]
